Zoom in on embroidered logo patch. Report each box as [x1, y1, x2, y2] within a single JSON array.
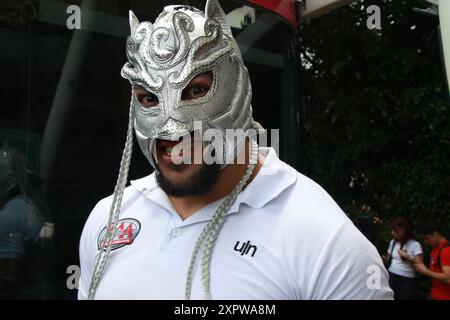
[[97, 218, 141, 251]]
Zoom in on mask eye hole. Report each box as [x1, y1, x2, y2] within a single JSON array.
[[181, 71, 213, 101], [134, 85, 159, 108]]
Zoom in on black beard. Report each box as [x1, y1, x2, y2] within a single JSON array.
[[155, 163, 222, 198]]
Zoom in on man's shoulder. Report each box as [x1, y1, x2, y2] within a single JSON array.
[[267, 159, 373, 245], [259, 164, 358, 246], [0, 195, 42, 225], [2, 195, 34, 211], [406, 238, 422, 247], [267, 162, 392, 299], [258, 151, 345, 219], [440, 241, 450, 255], [274, 167, 349, 223]]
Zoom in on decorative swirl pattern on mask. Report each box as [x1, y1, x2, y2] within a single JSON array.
[[121, 35, 164, 92], [121, 12, 198, 92], [168, 18, 234, 89], [167, 12, 194, 67], [134, 22, 156, 69], [151, 27, 176, 61], [148, 12, 194, 69]]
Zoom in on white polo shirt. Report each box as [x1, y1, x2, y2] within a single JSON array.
[[78, 147, 393, 300], [387, 239, 423, 278]]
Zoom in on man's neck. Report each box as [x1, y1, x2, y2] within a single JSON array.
[[437, 236, 448, 246], [168, 141, 264, 221]]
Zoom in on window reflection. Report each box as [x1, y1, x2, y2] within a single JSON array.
[[0, 148, 57, 299]]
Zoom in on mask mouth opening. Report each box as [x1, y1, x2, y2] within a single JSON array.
[[151, 129, 224, 167], [150, 130, 194, 165], [150, 139, 158, 165]]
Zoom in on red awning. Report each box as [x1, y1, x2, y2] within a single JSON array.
[[245, 0, 297, 29]]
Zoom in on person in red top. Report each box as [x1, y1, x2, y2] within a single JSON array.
[[414, 221, 450, 300]]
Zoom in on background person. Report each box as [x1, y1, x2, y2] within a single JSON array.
[[414, 221, 450, 300], [0, 148, 56, 299], [383, 216, 423, 300]]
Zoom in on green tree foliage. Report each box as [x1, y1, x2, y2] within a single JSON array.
[[299, 0, 450, 250]]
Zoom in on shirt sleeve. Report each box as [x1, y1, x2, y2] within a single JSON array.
[[286, 175, 394, 300], [441, 247, 450, 267], [305, 220, 393, 300], [410, 241, 423, 257]]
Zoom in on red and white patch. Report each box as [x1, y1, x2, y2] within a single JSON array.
[[97, 218, 141, 251]]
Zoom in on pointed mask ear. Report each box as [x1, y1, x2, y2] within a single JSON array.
[[205, 0, 232, 36], [129, 10, 140, 39]]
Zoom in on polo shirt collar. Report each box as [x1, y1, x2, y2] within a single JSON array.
[[130, 147, 297, 221], [130, 174, 175, 215], [228, 147, 297, 213]]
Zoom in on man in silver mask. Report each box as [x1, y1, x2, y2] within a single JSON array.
[[79, 0, 393, 300]]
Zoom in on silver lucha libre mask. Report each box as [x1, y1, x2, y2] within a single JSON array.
[[121, 0, 263, 169]]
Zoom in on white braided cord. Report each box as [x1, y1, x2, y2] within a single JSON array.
[[185, 139, 259, 300], [88, 105, 134, 300]]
